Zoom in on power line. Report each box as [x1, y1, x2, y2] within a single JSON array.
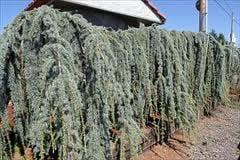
[[223, 0, 233, 13], [213, 0, 240, 27], [213, 0, 231, 17]]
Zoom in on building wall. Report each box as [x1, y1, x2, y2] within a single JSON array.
[[52, 1, 152, 30]]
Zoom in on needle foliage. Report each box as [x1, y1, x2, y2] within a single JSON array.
[[0, 6, 239, 160]]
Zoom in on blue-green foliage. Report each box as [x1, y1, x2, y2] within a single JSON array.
[[0, 6, 239, 160]]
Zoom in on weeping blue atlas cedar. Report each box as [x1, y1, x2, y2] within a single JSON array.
[[0, 6, 239, 160]]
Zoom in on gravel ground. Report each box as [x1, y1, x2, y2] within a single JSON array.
[[190, 105, 240, 160], [139, 105, 240, 160]]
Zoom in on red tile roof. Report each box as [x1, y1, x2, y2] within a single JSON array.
[[26, 0, 166, 24]]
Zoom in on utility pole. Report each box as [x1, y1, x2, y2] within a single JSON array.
[[198, 0, 208, 32], [229, 12, 235, 45], [238, 13, 240, 47]]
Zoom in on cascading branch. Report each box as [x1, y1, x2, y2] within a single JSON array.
[[0, 6, 239, 160]]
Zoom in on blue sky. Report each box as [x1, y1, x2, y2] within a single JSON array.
[[0, 0, 240, 45], [153, 0, 240, 44]]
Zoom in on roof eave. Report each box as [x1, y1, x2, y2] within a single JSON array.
[[59, 0, 163, 24], [25, 0, 166, 24], [142, 0, 166, 24], [25, 0, 53, 11]]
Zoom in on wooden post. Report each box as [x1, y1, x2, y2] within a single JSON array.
[[199, 0, 207, 32], [230, 12, 234, 44]]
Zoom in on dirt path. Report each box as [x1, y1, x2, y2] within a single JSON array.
[[139, 105, 240, 160], [189, 106, 240, 160]]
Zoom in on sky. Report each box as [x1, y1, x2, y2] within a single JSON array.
[[152, 0, 240, 45], [0, 0, 240, 45]]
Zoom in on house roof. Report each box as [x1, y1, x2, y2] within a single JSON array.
[[142, 0, 166, 24], [25, 0, 166, 24]]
